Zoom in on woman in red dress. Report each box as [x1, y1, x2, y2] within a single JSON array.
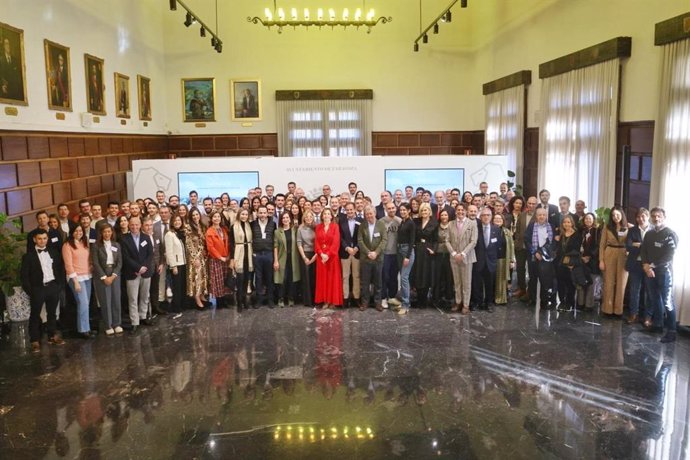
[[314, 208, 343, 308]]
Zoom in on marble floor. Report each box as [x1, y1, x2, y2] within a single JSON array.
[[0, 302, 688, 460]]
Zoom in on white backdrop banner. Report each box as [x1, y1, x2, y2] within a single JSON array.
[[132, 155, 508, 201]]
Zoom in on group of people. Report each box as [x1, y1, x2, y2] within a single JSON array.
[[21, 180, 680, 352]]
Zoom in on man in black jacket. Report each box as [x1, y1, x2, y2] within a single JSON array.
[[120, 216, 154, 333], [339, 202, 362, 308], [251, 206, 276, 308], [21, 228, 66, 352]]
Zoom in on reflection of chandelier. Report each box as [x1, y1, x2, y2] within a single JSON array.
[[273, 424, 375, 441], [248, 2, 392, 33]]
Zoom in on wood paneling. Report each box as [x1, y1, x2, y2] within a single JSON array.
[[6, 189, 31, 215], [2, 136, 28, 160], [27, 137, 50, 159], [68, 137, 85, 156], [17, 162, 41, 186], [0, 164, 17, 189], [49, 137, 68, 158], [52, 182, 71, 204], [31, 185, 52, 209]]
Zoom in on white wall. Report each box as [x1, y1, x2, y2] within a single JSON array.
[[0, 0, 167, 134], [474, 0, 689, 127], [1, 0, 688, 134]]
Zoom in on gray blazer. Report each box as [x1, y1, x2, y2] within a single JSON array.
[[357, 219, 388, 263], [91, 241, 123, 278], [446, 218, 478, 265]]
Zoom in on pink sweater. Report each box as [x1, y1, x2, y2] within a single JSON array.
[[62, 242, 92, 279]]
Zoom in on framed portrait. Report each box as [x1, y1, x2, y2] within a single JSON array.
[[137, 74, 151, 121], [230, 79, 261, 121], [84, 54, 105, 115], [44, 39, 72, 111], [182, 78, 215, 122], [114, 72, 130, 119], [0, 22, 28, 106]]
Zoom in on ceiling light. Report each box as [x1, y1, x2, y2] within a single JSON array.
[[200, 27, 206, 37], [184, 12, 193, 27], [423, 34, 428, 43], [169, 0, 177, 11], [433, 23, 439, 34], [248, 5, 392, 33]]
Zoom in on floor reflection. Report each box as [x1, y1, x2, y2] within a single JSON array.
[[0, 302, 688, 459]]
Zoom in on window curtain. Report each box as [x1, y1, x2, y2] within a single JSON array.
[[485, 84, 525, 185], [649, 38, 690, 327], [277, 99, 372, 157], [538, 59, 619, 210]]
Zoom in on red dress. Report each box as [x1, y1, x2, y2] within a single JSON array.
[[314, 222, 343, 306]]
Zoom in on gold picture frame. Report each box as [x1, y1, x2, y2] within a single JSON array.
[[114, 72, 130, 119], [44, 39, 72, 111], [137, 74, 151, 121], [230, 79, 261, 121], [0, 21, 28, 106], [84, 53, 105, 115], [181, 77, 215, 122]]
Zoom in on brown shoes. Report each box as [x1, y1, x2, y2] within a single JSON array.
[[359, 302, 367, 311], [48, 335, 65, 345], [461, 306, 470, 315], [451, 303, 460, 312], [375, 303, 384, 312], [31, 341, 40, 353], [626, 314, 638, 325]]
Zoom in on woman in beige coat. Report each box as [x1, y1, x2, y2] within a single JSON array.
[[229, 209, 253, 312], [599, 206, 629, 316]]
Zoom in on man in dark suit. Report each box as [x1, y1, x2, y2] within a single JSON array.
[[471, 208, 504, 311], [537, 189, 559, 232], [21, 229, 66, 352], [358, 205, 388, 311], [27, 210, 62, 253], [433, 190, 456, 221], [339, 202, 362, 308], [120, 216, 154, 333], [251, 206, 276, 308], [555, 196, 578, 233]]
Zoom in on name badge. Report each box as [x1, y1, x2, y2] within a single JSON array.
[[373, 232, 380, 237], [654, 242, 663, 248], [51, 237, 58, 243], [354, 221, 360, 226], [617, 231, 626, 237], [111, 246, 118, 252], [141, 240, 148, 247], [156, 239, 160, 244], [491, 237, 497, 243], [89, 238, 96, 244]]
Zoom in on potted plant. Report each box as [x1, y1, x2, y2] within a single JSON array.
[[0, 212, 29, 322]]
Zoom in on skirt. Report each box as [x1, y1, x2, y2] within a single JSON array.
[[208, 258, 231, 298]]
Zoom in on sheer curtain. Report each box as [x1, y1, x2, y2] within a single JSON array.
[[485, 85, 525, 184], [650, 38, 690, 326], [277, 99, 372, 157], [538, 59, 619, 209]]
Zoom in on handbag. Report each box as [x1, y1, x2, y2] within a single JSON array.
[[225, 269, 237, 291]]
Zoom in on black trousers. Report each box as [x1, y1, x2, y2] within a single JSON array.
[[528, 258, 556, 308], [29, 281, 60, 342], [253, 251, 274, 306], [360, 259, 383, 304], [170, 265, 187, 313], [471, 263, 496, 307], [300, 251, 316, 307]]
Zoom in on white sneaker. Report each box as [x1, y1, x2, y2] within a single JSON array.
[[381, 299, 389, 309], [105, 328, 115, 335], [114, 326, 124, 334], [388, 298, 401, 307]]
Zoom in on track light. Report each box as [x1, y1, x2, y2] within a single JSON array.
[[170, 3, 222, 55], [211, 37, 218, 47], [422, 34, 428, 43], [200, 27, 206, 37], [169, 0, 177, 11], [215, 42, 222, 53], [461, 0, 468, 7], [184, 12, 193, 27], [433, 23, 439, 34], [445, 11, 452, 22], [414, 42, 419, 52]]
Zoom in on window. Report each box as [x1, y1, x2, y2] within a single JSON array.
[[277, 99, 372, 157]]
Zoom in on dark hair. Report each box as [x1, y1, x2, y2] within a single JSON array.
[[203, 196, 213, 204], [33, 228, 48, 237], [348, 181, 357, 188], [35, 210, 48, 219], [451, 188, 461, 194], [650, 206, 665, 217], [239, 197, 250, 209], [96, 220, 115, 245], [189, 190, 198, 197], [507, 195, 525, 213], [189, 207, 204, 234], [275, 193, 286, 200], [463, 191, 473, 203], [78, 199, 90, 206], [68, 224, 89, 250], [399, 202, 411, 213], [279, 211, 292, 228], [607, 205, 628, 233]]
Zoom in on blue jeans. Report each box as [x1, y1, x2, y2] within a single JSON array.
[[397, 245, 415, 308], [627, 263, 648, 317], [69, 278, 92, 333], [645, 265, 676, 331], [381, 254, 399, 300]]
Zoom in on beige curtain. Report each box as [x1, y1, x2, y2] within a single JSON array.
[[485, 84, 525, 185]]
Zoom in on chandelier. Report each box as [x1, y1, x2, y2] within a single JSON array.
[[248, 2, 392, 33]]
